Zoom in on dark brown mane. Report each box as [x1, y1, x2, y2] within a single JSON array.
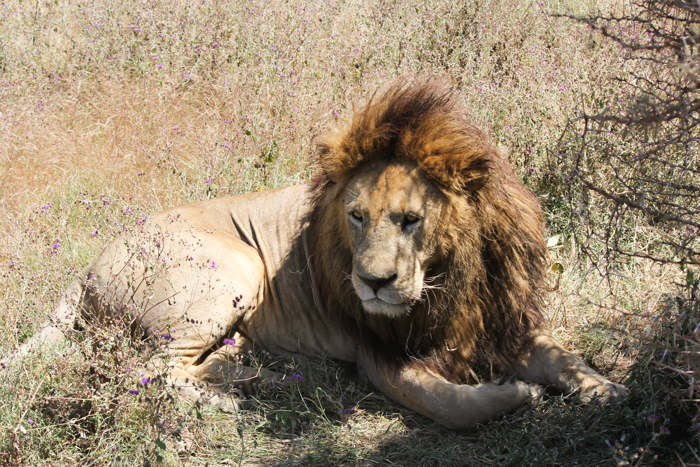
[[308, 81, 548, 383]]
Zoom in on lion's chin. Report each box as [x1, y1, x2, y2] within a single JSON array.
[[360, 298, 410, 318]]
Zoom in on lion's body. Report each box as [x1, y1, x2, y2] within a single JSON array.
[[12, 82, 627, 429], [84, 184, 355, 363]]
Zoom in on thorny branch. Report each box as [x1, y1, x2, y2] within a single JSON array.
[[556, 0, 700, 412]]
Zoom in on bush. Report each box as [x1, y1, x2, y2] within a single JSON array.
[[556, 0, 700, 444]]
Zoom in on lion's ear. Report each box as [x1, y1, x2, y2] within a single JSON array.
[[315, 128, 359, 184]]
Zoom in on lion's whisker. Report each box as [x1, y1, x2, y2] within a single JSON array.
[[423, 272, 445, 285]]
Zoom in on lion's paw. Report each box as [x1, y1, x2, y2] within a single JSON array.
[[578, 379, 628, 405], [210, 393, 242, 413], [515, 379, 545, 404], [498, 376, 544, 404], [193, 387, 242, 413]]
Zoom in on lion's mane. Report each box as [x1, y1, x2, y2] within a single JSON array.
[[308, 82, 547, 383]]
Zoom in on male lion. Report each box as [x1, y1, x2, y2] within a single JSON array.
[[13, 82, 626, 429]]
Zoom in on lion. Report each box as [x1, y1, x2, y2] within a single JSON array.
[[9, 82, 627, 429]]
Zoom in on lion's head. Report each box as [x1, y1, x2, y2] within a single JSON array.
[[337, 159, 447, 317], [309, 81, 548, 382]]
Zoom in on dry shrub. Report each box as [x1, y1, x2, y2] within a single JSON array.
[[556, 0, 700, 447], [0, 317, 202, 465]]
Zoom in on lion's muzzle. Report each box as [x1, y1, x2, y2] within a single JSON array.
[[356, 272, 398, 294]]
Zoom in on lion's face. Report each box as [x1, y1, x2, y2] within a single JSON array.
[[340, 160, 448, 317]]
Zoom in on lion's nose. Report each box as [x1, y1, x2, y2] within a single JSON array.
[[358, 273, 398, 294]]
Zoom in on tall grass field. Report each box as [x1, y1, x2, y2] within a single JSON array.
[[0, 0, 697, 465]]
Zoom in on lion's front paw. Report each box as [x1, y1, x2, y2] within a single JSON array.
[[515, 379, 545, 404], [578, 378, 628, 405], [498, 376, 544, 404]]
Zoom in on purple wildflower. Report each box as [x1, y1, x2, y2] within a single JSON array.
[[128, 389, 139, 395], [223, 338, 236, 346]]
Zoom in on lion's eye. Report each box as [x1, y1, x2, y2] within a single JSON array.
[[350, 210, 363, 221], [402, 213, 420, 230]]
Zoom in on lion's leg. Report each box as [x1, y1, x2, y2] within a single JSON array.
[[510, 334, 628, 404], [167, 337, 282, 412], [357, 347, 542, 430], [86, 229, 269, 410], [189, 350, 282, 392], [8, 275, 85, 362], [152, 241, 270, 408]]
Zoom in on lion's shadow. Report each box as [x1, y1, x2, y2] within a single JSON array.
[[244, 355, 635, 467]]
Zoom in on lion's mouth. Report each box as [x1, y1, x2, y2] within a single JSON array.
[[351, 271, 419, 317], [359, 297, 411, 317]]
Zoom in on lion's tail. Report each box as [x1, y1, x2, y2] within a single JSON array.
[[3, 270, 87, 365]]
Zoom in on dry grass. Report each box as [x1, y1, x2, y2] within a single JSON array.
[[0, 0, 695, 465]]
